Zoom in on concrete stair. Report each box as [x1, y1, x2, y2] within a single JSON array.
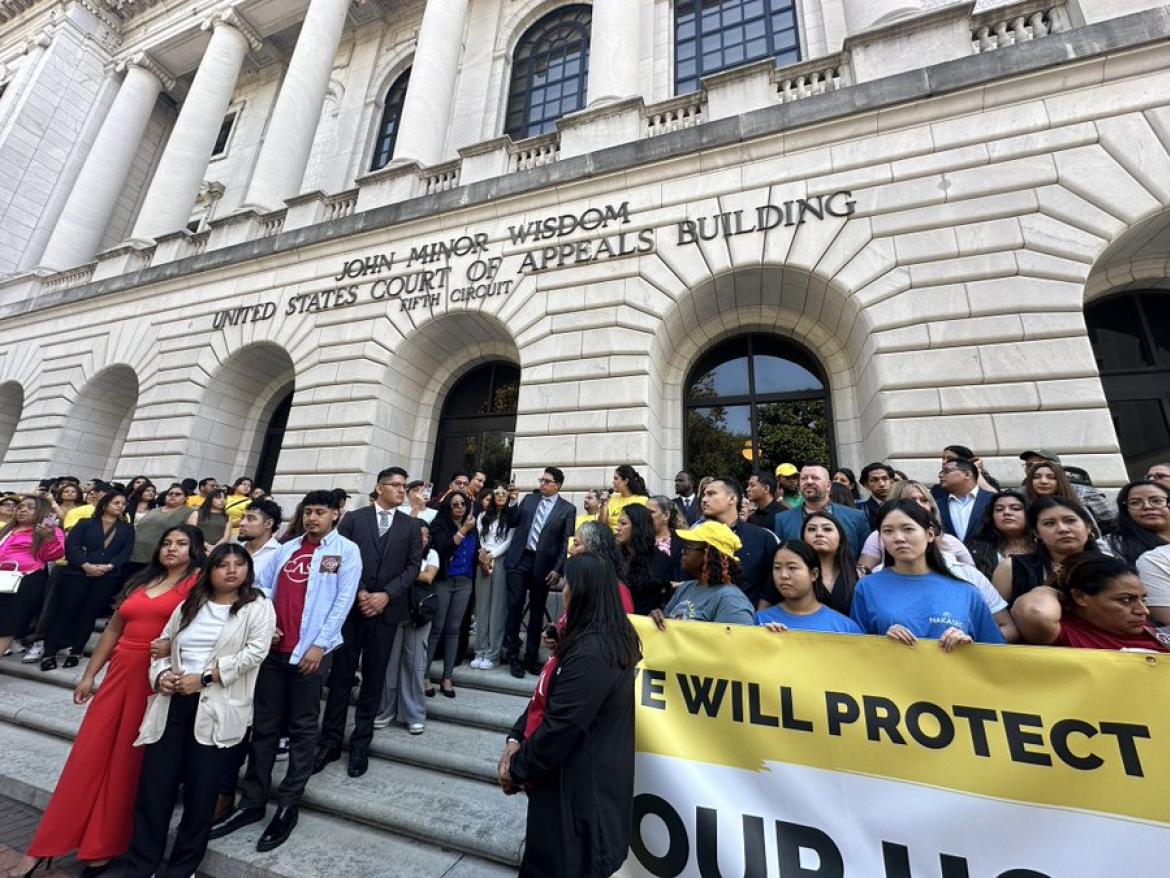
[[0, 651, 537, 877]]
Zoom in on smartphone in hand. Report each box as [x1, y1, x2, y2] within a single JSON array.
[[40, 513, 59, 529]]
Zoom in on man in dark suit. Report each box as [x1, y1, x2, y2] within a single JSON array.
[[504, 466, 575, 678], [931, 458, 992, 543], [316, 466, 422, 778], [672, 470, 701, 526]]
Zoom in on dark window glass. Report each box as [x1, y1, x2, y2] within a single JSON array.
[[211, 112, 237, 157], [370, 69, 411, 171], [684, 334, 831, 480], [1086, 291, 1170, 478], [505, 5, 591, 140], [431, 362, 519, 487], [255, 389, 292, 491], [674, 0, 801, 95]]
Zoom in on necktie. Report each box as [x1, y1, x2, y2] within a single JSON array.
[[527, 499, 550, 551], [378, 509, 391, 537]]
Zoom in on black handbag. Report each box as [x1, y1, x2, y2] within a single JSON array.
[[409, 582, 437, 627]]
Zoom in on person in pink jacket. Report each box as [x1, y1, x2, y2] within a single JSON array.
[[0, 494, 66, 658]]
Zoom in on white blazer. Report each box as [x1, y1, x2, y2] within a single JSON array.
[[135, 596, 276, 748]]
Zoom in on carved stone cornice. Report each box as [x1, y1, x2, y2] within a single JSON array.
[[23, 28, 52, 53], [116, 49, 175, 90], [201, 5, 263, 53]]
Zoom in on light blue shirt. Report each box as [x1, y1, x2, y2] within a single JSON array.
[[258, 528, 362, 665], [947, 489, 979, 540]]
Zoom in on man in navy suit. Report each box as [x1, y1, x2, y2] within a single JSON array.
[[931, 458, 992, 543], [672, 470, 701, 526], [504, 466, 576, 678], [773, 465, 871, 561]]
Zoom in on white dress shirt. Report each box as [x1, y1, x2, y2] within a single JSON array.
[[947, 488, 979, 539]]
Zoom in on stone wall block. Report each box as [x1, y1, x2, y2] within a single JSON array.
[[994, 408, 1120, 455], [930, 101, 1050, 152], [1034, 185, 1127, 242], [1053, 145, 1160, 223], [978, 336, 1097, 384], [1096, 114, 1170, 203]]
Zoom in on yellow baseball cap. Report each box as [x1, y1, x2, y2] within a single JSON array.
[[775, 463, 798, 477], [675, 521, 742, 563]]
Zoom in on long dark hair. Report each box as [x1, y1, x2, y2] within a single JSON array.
[[1027, 497, 1098, 565], [696, 543, 745, 588], [93, 491, 127, 522], [619, 503, 657, 583], [126, 481, 155, 518], [833, 468, 861, 500], [971, 489, 1030, 546], [196, 489, 227, 526], [478, 483, 509, 540], [117, 524, 206, 606], [615, 464, 648, 497], [438, 489, 472, 524], [875, 500, 960, 580], [1110, 480, 1170, 565], [177, 543, 261, 631], [0, 495, 54, 555], [648, 495, 684, 532], [774, 539, 834, 606], [801, 511, 856, 607], [1023, 460, 1078, 505], [558, 554, 641, 669]]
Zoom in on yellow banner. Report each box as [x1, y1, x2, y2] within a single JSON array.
[[621, 616, 1170, 877]]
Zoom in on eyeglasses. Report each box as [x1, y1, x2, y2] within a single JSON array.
[[1126, 497, 1168, 509], [538, 477, 556, 484]]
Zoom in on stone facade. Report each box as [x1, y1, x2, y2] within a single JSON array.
[[0, 0, 1168, 503]]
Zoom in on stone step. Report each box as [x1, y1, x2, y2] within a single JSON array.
[[0, 674, 527, 865], [0, 674, 510, 785], [0, 654, 533, 736], [0, 722, 516, 878]]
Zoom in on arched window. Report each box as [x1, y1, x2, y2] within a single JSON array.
[[1086, 291, 1170, 478], [370, 68, 411, 171], [254, 388, 293, 493], [685, 335, 830, 484], [431, 362, 520, 487], [505, 5, 591, 140], [675, 0, 801, 95]]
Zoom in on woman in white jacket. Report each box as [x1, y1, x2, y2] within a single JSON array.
[[121, 543, 275, 878]]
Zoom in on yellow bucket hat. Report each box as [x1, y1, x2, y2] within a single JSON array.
[[675, 520, 742, 563]]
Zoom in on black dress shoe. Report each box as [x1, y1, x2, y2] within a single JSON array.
[[209, 806, 265, 839], [63, 653, 80, 669], [312, 746, 341, 775], [39, 656, 57, 672], [525, 656, 545, 676], [510, 658, 525, 678], [347, 745, 369, 778], [256, 805, 298, 852]]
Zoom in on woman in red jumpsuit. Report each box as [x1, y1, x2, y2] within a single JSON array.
[[8, 525, 206, 878]]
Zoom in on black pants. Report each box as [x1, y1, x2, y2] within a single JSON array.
[[44, 571, 117, 656], [29, 565, 65, 642], [0, 569, 48, 639], [504, 552, 548, 662], [239, 651, 331, 810], [319, 614, 397, 751], [123, 693, 226, 878], [218, 728, 251, 797]]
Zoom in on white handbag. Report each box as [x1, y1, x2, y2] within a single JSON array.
[[0, 561, 23, 595]]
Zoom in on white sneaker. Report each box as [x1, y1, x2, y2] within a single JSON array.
[[275, 737, 289, 761], [479, 659, 497, 670], [408, 723, 425, 735], [21, 642, 44, 663], [469, 657, 485, 669], [373, 715, 392, 730]]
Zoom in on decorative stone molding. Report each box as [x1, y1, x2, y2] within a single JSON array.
[[22, 29, 52, 54], [201, 5, 263, 53], [116, 50, 176, 91]]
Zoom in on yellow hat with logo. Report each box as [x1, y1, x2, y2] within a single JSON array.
[[674, 520, 742, 563], [775, 463, 798, 477]]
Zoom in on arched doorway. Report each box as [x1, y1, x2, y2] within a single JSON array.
[[51, 365, 139, 479], [684, 334, 831, 483], [1085, 291, 1170, 478], [430, 361, 519, 487], [186, 343, 296, 486]]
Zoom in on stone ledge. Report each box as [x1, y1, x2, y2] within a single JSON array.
[[7, 6, 1170, 320]]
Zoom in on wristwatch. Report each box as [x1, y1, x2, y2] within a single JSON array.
[[201, 669, 214, 688]]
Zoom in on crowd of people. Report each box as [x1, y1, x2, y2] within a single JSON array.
[[0, 446, 1167, 877]]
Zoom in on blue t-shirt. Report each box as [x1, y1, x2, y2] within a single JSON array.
[[755, 604, 862, 634], [850, 569, 1004, 644]]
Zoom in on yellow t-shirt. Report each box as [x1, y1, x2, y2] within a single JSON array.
[[605, 494, 648, 533], [224, 495, 251, 528], [62, 504, 95, 531], [186, 495, 205, 508]]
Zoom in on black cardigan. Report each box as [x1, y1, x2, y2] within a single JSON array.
[[509, 635, 636, 878], [64, 517, 134, 573]]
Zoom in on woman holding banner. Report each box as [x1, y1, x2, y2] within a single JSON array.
[[650, 521, 755, 628], [1011, 553, 1169, 651], [756, 541, 862, 634], [851, 501, 1004, 649], [497, 553, 641, 878]]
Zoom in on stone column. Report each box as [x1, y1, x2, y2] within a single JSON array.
[[586, 0, 640, 106], [242, 0, 351, 211], [391, 0, 467, 167], [842, 0, 927, 35], [130, 10, 259, 241], [40, 55, 174, 270]]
